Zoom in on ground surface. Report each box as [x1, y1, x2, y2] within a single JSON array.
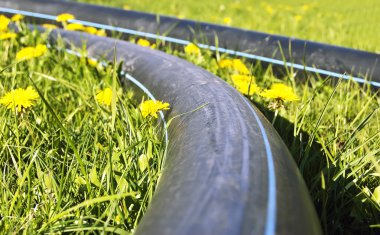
[[0, 23, 166, 233]]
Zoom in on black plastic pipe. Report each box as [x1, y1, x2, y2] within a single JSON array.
[[0, 0, 379, 87], [44, 28, 322, 235]]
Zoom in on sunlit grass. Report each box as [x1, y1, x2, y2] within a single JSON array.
[[3, 0, 380, 233], [0, 24, 166, 233], [77, 0, 380, 53]]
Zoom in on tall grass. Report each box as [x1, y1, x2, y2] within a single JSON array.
[[4, 0, 380, 233], [0, 26, 166, 233]]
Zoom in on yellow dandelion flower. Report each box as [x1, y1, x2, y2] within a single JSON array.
[[56, 13, 75, 22], [0, 32, 17, 40], [219, 59, 233, 68], [223, 17, 232, 25], [0, 15, 10, 32], [96, 29, 106, 37], [260, 83, 300, 102], [0, 86, 40, 112], [293, 15, 302, 22], [231, 74, 254, 84], [65, 23, 85, 31], [177, 13, 186, 19], [231, 74, 258, 95], [140, 100, 170, 118], [96, 88, 114, 106], [87, 58, 104, 70], [11, 14, 24, 22], [234, 81, 259, 96], [123, 5, 131, 10], [232, 59, 249, 74], [68, 25, 104, 35], [88, 58, 98, 67], [265, 5, 274, 15], [35, 44, 47, 54], [219, 59, 250, 75], [42, 23, 58, 29], [301, 4, 311, 12], [137, 38, 156, 49], [16, 44, 48, 61], [184, 43, 201, 56], [137, 38, 150, 47], [84, 26, 97, 34]]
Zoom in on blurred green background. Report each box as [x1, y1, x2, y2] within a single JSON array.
[[76, 0, 380, 53]]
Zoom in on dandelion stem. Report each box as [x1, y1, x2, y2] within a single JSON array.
[[272, 109, 279, 125]]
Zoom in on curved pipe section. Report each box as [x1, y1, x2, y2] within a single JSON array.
[[0, 0, 380, 87], [0, 1, 323, 233], [44, 29, 321, 234]]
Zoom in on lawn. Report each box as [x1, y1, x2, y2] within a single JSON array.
[[1, 1, 380, 234], [0, 18, 168, 233]]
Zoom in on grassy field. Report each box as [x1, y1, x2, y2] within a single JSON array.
[[77, 0, 380, 53], [2, 1, 380, 234], [74, 0, 380, 234], [0, 19, 167, 233]]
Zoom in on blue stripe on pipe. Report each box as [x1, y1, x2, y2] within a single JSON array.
[[240, 96, 277, 235], [1, 7, 380, 88]]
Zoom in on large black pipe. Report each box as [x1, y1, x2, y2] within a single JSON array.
[[1, 1, 323, 233], [44, 28, 322, 235], [0, 0, 379, 85]]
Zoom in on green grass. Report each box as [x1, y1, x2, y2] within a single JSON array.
[[77, 0, 380, 53], [0, 24, 166, 233], [2, 1, 380, 234]]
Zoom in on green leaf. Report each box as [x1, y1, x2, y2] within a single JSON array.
[[371, 186, 380, 204], [89, 168, 101, 187], [138, 154, 149, 172], [74, 176, 87, 185], [111, 45, 118, 132]]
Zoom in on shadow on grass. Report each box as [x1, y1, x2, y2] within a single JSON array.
[[253, 101, 379, 235]]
